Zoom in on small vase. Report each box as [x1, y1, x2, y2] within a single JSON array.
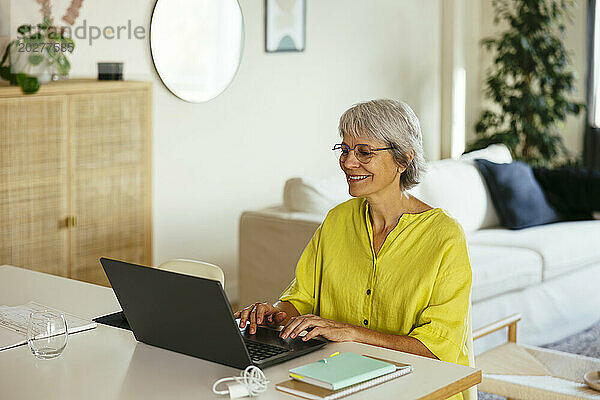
[[36, 68, 53, 84]]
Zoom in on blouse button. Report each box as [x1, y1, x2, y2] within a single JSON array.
[[363, 319, 368, 326], [366, 289, 371, 295]]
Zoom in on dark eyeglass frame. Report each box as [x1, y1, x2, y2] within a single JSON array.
[[332, 143, 394, 164]]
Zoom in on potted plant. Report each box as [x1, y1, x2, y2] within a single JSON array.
[[0, 16, 74, 94], [0, 0, 82, 96], [468, 0, 585, 167]]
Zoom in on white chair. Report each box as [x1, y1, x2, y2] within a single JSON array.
[[157, 259, 225, 286]]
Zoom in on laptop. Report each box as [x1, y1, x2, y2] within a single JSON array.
[[99, 258, 327, 369]]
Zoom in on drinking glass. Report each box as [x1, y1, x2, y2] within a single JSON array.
[[27, 311, 68, 359]]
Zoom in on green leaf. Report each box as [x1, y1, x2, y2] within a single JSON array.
[[15, 73, 40, 94], [28, 54, 44, 66], [61, 37, 75, 49], [39, 16, 52, 30], [47, 45, 57, 59], [0, 66, 12, 82], [20, 76, 40, 94], [0, 42, 11, 66], [17, 24, 32, 35], [56, 53, 71, 75], [15, 73, 27, 86]]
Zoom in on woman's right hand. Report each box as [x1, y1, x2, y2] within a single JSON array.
[[234, 302, 288, 334]]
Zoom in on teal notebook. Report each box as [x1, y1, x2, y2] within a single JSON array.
[[288, 352, 397, 391]]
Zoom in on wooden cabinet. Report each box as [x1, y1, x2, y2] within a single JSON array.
[[0, 80, 152, 286]]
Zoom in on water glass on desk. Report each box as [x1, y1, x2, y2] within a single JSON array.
[[27, 311, 68, 359]]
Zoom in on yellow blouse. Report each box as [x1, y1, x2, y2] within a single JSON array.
[[279, 197, 472, 368]]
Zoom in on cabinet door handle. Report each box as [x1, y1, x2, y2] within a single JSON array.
[[62, 216, 78, 228], [60, 217, 70, 229]]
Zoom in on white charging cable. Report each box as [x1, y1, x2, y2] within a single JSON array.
[[212, 365, 269, 399]]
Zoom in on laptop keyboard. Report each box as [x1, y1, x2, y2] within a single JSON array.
[[244, 340, 289, 362]]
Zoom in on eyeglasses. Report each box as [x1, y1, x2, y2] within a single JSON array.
[[332, 143, 394, 164]]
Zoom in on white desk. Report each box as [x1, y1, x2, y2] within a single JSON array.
[[0, 265, 481, 399]]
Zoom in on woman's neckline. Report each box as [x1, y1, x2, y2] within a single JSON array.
[[363, 198, 440, 221], [399, 207, 440, 217], [363, 200, 441, 257]]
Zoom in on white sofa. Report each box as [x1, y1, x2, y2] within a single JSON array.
[[239, 145, 600, 354]]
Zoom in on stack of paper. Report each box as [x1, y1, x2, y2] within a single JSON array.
[[277, 353, 413, 400], [0, 302, 97, 351]]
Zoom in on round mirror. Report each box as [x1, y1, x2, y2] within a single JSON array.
[[150, 0, 244, 103]]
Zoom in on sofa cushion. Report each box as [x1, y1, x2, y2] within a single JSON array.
[[459, 144, 513, 229], [283, 175, 350, 215], [474, 159, 561, 229], [416, 159, 498, 233], [460, 144, 513, 163], [533, 167, 600, 220], [403, 144, 513, 232], [468, 220, 600, 280], [468, 244, 542, 303]]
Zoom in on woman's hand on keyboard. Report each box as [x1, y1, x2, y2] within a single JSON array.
[[234, 302, 287, 334], [280, 314, 356, 342]]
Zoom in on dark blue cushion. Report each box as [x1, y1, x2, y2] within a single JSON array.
[[474, 159, 561, 229]]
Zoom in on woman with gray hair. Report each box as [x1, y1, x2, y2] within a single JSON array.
[[236, 99, 473, 385]]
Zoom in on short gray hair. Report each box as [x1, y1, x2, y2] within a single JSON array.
[[338, 99, 426, 191]]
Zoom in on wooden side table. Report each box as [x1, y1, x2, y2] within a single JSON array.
[[475, 314, 600, 399]]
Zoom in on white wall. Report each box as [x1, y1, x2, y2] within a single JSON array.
[[151, 0, 442, 301], [0, 0, 10, 48], [6, 0, 591, 300], [7, 0, 442, 301]]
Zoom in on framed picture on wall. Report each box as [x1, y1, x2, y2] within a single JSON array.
[[265, 0, 306, 53]]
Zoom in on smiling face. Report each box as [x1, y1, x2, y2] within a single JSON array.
[[339, 134, 406, 200]]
